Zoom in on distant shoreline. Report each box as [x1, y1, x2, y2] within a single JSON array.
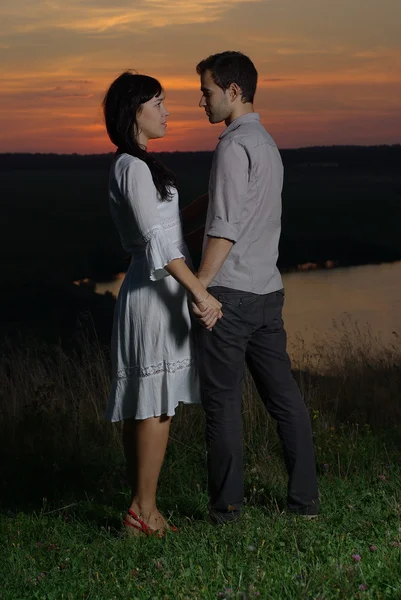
[[1, 144, 400, 171], [85, 258, 401, 286], [1, 143, 401, 156], [2, 146, 400, 294]]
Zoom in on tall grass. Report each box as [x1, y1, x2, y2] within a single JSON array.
[[1, 322, 401, 599], [0, 319, 400, 472], [288, 317, 401, 427], [0, 331, 119, 467]]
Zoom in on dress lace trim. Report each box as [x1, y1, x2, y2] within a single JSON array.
[[162, 218, 181, 230], [116, 358, 195, 379], [141, 219, 180, 243], [142, 226, 161, 243]]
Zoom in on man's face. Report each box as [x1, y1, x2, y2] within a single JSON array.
[[199, 69, 231, 124]]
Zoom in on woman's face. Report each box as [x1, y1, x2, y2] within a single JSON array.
[[135, 93, 169, 145]]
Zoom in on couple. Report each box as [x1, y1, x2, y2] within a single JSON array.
[[103, 51, 319, 535]]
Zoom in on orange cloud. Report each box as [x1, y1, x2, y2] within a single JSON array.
[[2, 0, 266, 35], [0, 0, 400, 153]]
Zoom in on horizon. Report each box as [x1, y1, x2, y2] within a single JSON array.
[[1, 0, 401, 154], [1, 143, 401, 158]]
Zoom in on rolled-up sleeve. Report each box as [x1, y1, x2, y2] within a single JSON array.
[[119, 158, 185, 281], [206, 140, 249, 243]]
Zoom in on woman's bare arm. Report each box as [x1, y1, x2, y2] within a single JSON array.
[[164, 258, 222, 329]]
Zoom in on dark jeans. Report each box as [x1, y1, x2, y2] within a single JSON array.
[[197, 286, 319, 522]]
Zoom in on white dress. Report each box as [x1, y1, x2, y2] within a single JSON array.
[[105, 154, 200, 422]]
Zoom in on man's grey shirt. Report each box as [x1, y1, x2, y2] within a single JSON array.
[[204, 112, 283, 294]]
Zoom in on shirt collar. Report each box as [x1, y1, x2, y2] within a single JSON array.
[[219, 112, 260, 139]]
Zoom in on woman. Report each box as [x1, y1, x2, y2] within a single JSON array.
[[103, 71, 222, 536]]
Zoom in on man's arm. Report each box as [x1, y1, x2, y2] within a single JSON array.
[[197, 140, 249, 288], [197, 237, 233, 288], [192, 237, 232, 327]]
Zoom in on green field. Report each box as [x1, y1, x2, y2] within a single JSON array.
[[2, 150, 401, 597], [1, 326, 401, 599]]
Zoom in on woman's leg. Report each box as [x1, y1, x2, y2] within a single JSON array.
[[123, 417, 137, 498], [123, 414, 173, 532]]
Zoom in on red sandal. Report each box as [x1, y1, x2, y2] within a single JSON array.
[[123, 508, 178, 536], [123, 508, 152, 535]]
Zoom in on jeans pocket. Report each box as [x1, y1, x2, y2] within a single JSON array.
[[217, 292, 260, 309]]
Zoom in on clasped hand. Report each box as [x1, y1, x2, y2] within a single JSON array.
[[191, 293, 223, 331]]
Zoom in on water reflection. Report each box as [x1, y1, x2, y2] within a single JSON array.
[[95, 262, 401, 350]]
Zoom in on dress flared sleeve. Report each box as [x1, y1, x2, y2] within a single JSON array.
[[118, 157, 185, 281]]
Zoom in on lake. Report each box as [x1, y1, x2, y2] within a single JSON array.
[[96, 261, 401, 357]]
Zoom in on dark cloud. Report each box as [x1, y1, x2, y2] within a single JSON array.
[[263, 78, 296, 82], [66, 79, 94, 85], [45, 86, 93, 98]]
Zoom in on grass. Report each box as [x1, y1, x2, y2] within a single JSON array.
[[1, 323, 401, 599]]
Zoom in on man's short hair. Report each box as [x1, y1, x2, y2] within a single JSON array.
[[196, 51, 258, 103]]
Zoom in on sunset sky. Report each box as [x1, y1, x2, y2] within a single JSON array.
[[1, 0, 401, 153]]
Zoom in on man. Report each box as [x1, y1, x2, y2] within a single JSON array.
[[193, 51, 319, 524]]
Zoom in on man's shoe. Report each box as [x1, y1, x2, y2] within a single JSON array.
[[288, 510, 319, 520], [207, 510, 241, 526]]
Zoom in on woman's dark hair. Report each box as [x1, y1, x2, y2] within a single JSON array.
[[103, 71, 177, 201], [196, 51, 258, 103]]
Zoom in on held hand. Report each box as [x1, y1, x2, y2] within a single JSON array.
[[191, 301, 223, 330], [195, 292, 222, 313], [191, 293, 223, 331]]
